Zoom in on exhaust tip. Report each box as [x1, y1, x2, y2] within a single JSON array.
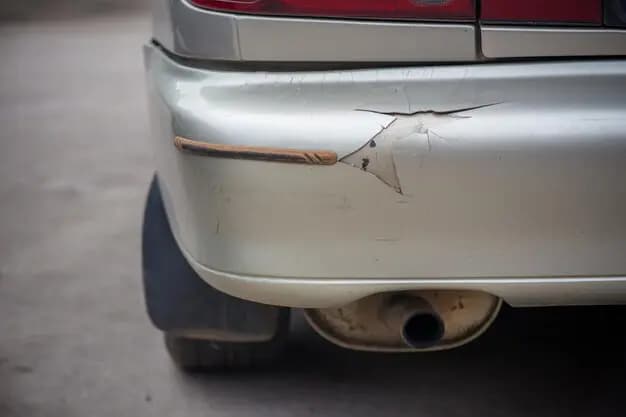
[[382, 295, 446, 349], [401, 311, 445, 349]]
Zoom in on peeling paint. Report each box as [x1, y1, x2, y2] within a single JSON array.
[[340, 117, 403, 193], [341, 103, 501, 194]]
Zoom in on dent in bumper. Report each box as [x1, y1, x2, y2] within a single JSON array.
[[145, 44, 626, 305]]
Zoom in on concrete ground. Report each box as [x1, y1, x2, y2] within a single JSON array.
[[1, 11, 626, 417], [0, 0, 149, 21]]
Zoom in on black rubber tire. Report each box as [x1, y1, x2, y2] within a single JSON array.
[[164, 330, 288, 372]]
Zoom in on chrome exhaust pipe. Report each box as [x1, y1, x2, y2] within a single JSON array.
[[382, 295, 445, 349]]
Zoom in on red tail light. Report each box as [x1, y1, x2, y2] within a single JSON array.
[[189, 0, 476, 20], [481, 0, 602, 25]]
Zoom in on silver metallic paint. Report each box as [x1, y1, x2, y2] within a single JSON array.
[[153, 0, 240, 60], [145, 45, 626, 308], [237, 17, 476, 62], [482, 26, 626, 58]]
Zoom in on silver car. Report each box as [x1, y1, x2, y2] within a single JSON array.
[[142, 0, 626, 369]]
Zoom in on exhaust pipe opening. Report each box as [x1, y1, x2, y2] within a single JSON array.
[[402, 311, 445, 349], [382, 295, 445, 349]]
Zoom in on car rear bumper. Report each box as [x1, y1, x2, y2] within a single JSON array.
[[144, 44, 626, 308]]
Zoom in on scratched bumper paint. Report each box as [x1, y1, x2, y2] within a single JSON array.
[[145, 44, 626, 308], [174, 136, 338, 165]]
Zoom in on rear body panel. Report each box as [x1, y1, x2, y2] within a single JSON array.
[[152, 0, 626, 62], [145, 44, 626, 307]]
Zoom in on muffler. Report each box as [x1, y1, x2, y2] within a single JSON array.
[[381, 295, 445, 349], [305, 290, 501, 352]]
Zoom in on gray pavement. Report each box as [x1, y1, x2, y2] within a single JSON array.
[[1, 12, 626, 417], [0, 0, 149, 21]]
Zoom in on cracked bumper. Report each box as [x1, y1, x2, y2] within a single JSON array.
[[145, 44, 626, 308]]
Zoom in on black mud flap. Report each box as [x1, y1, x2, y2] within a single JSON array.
[[141, 175, 288, 341]]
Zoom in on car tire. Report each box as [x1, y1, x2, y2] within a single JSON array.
[[164, 332, 288, 371]]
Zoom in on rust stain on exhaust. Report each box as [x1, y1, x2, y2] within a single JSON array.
[[304, 290, 502, 352], [174, 136, 337, 165]]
